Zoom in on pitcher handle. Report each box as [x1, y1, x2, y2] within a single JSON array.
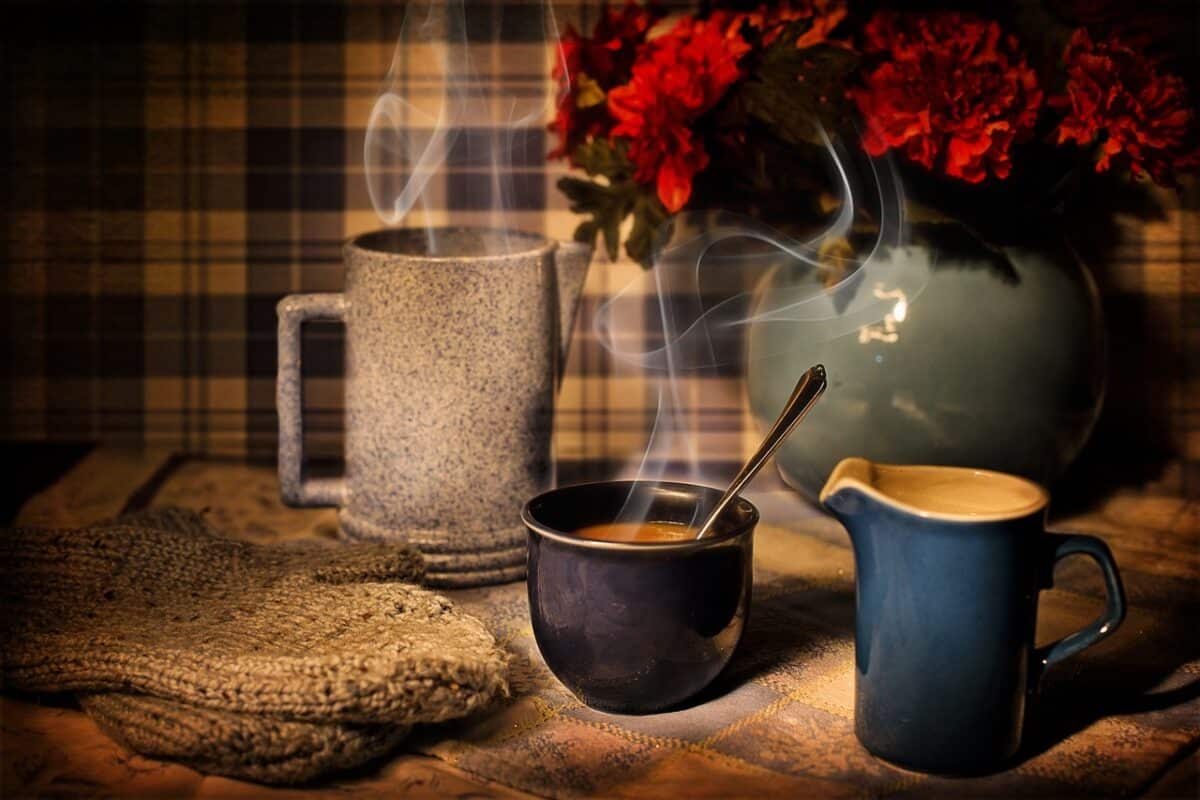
[[1035, 533, 1126, 671], [276, 293, 348, 507]]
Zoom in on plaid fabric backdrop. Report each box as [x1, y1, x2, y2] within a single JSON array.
[[1, 1, 1197, 495]]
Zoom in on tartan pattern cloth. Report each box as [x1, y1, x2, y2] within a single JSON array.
[[1, 1, 1198, 496]]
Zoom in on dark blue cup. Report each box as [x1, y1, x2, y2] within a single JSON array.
[[522, 480, 757, 714], [821, 458, 1126, 774]]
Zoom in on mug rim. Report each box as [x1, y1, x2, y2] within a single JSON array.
[[522, 479, 760, 552], [345, 226, 554, 263]]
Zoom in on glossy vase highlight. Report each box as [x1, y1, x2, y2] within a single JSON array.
[[747, 239, 1106, 498], [276, 228, 592, 587]]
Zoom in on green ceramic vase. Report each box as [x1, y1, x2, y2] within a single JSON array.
[[746, 238, 1106, 499]]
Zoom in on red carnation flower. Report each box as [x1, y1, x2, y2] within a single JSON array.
[[715, 0, 847, 49], [549, 2, 664, 161], [608, 15, 750, 212], [848, 12, 1043, 183], [1052, 29, 1199, 186]]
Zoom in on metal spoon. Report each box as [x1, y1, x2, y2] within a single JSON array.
[[694, 364, 827, 540]]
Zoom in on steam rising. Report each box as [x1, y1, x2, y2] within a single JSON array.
[[595, 128, 920, 370], [364, 0, 567, 248], [363, 4, 919, 526], [597, 126, 920, 523]]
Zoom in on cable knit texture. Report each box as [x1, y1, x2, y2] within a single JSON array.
[[0, 508, 510, 783]]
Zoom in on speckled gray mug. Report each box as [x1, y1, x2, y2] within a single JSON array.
[[277, 228, 592, 587]]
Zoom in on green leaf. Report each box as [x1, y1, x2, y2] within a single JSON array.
[[557, 175, 616, 210], [602, 208, 622, 262], [625, 192, 669, 268], [738, 34, 860, 146], [556, 173, 639, 262], [574, 71, 606, 109], [573, 220, 599, 246], [571, 139, 634, 182]]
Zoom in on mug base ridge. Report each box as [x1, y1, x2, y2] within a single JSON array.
[[339, 509, 526, 586]]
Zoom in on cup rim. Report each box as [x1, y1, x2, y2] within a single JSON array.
[[346, 226, 555, 263], [522, 479, 759, 552]]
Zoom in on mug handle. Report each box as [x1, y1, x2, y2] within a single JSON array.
[[276, 293, 347, 507], [1035, 533, 1126, 670]]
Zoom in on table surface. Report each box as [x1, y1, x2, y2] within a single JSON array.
[[2, 448, 1198, 799]]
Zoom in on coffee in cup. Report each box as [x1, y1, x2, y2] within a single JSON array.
[[573, 521, 698, 543]]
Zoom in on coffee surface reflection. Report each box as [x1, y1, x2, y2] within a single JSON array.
[[573, 521, 698, 543]]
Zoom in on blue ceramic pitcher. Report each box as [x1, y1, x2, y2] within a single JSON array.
[[820, 458, 1126, 774]]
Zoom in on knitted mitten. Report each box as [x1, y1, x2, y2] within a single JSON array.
[[81, 692, 409, 785], [0, 507, 509, 732], [0, 508, 508, 724]]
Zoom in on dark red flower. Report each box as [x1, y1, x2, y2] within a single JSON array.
[[714, 0, 848, 49], [548, 2, 664, 161], [608, 15, 751, 211], [789, 0, 848, 48], [848, 12, 1043, 183], [1052, 29, 1199, 186]]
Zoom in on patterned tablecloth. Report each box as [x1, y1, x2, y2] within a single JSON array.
[[4, 449, 1199, 798]]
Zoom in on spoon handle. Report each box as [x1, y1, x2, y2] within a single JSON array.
[[694, 364, 827, 540]]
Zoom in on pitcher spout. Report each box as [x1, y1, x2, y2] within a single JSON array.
[[554, 240, 593, 376], [818, 457, 879, 526]]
